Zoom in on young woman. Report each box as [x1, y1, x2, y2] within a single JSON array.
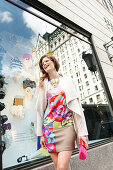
[[36, 54, 88, 170]]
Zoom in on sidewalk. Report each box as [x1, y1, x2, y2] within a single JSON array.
[[33, 142, 113, 170]]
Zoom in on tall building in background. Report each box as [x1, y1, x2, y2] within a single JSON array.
[[32, 26, 107, 105]]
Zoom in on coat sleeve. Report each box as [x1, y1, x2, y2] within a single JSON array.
[[71, 79, 88, 137], [35, 85, 46, 136], [73, 106, 88, 137]]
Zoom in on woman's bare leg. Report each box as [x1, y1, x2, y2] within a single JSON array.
[[50, 152, 58, 170], [57, 150, 72, 170]]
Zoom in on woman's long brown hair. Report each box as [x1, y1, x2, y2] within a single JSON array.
[[38, 54, 60, 87]]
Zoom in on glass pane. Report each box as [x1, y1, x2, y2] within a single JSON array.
[[0, 0, 113, 169], [0, 0, 59, 168]]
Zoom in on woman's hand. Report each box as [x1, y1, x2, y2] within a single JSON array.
[[40, 136, 47, 149], [79, 136, 88, 149]]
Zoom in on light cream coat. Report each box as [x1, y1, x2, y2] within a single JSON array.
[[35, 76, 88, 139]]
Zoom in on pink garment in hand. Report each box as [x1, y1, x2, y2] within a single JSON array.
[[79, 140, 87, 160]]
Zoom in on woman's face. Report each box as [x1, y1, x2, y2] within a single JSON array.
[[41, 57, 55, 73]]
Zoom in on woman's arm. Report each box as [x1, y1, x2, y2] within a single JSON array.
[[79, 136, 88, 149], [71, 78, 88, 148], [40, 136, 47, 149], [73, 111, 88, 148]]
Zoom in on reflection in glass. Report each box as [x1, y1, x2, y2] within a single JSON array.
[[33, 25, 107, 105], [32, 10, 113, 146], [0, 0, 59, 168]]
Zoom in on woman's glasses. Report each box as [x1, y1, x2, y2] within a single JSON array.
[[41, 59, 53, 67]]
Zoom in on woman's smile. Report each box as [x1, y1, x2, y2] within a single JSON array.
[[43, 63, 51, 71]]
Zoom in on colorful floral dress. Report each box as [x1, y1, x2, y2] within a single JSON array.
[[42, 79, 76, 153]]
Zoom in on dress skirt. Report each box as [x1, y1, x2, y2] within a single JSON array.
[[42, 79, 76, 153]]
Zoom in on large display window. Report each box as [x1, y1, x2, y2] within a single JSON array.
[[0, 0, 113, 169]]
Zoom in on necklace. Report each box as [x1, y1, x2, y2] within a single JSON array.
[[49, 78, 60, 88]]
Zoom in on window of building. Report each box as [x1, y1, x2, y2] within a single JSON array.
[[95, 85, 98, 91], [86, 81, 89, 86], [65, 72, 68, 75], [72, 54, 75, 58], [79, 85, 83, 91], [87, 88, 90, 95], [73, 59, 76, 64], [55, 41, 57, 47], [98, 0, 113, 14], [63, 34, 65, 39], [77, 48, 80, 52], [65, 46, 67, 50], [51, 44, 53, 49], [78, 78, 82, 84], [80, 93, 83, 99], [58, 38, 61, 43], [71, 48, 74, 52], [96, 94, 102, 103], [70, 69, 72, 74], [83, 66, 86, 71], [62, 54, 65, 59], [89, 98, 93, 103], [103, 92, 107, 101], [70, 43, 72, 47], [82, 45, 85, 49], [84, 74, 87, 79], [62, 60, 66, 65], [93, 78, 96, 83], [76, 71, 80, 77], [91, 72, 94, 75]]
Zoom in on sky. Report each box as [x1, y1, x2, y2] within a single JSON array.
[[0, 0, 33, 39], [0, 0, 61, 77], [0, 0, 61, 39]]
